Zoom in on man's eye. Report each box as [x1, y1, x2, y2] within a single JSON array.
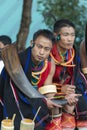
[[64, 34, 68, 36], [62, 33, 75, 36], [37, 45, 42, 48], [45, 47, 51, 51], [62, 33, 68, 36], [71, 34, 75, 36]]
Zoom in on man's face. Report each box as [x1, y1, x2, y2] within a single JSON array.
[[31, 35, 52, 64], [0, 42, 5, 59], [56, 26, 75, 51], [0, 42, 5, 50]]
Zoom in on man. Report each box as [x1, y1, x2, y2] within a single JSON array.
[[0, 29, 60, 130], [0, 35, 12, 73], [47, 19, 86, 130], [77, 23, 87, 130], [80, 23, 87, 78]]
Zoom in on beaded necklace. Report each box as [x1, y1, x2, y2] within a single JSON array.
[[50, 48, 75, 67], [59, 50, 67, 62], [31, 60, 48, 86]]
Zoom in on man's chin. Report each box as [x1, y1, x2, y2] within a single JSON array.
[[67, 46, 73, 50], [37, 58, 44, 62]]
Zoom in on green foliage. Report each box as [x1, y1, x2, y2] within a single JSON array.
[[37, 0, 87, 49]]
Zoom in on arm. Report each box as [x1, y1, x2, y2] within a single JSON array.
[[80, 41, 87, 68], [44, 58, 55, 85], [75, 69, 87, 120], [80, 41, 87, 78], [39, 59, 62, 109], [61, 84, 75, 95]]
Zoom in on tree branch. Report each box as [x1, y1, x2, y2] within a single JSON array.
[[16, 0, 32, 52]]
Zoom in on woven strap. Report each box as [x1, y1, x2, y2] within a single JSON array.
[[77, 120, 87, 127], [61, 113, 76, 128], [45, 117, 62, 130]]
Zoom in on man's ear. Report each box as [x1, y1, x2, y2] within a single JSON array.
[[56, 34, 61, 41], [54, 33, 61, 41], [30, 40, 34, 48]]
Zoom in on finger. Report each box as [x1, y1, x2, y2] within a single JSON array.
[[53, 103, 62, 108], [67, 88, 75, 94], [67, 89, 75, 94], [74, 94, 82, 97], [68, 100, 76, 105], [68, 85, 76, 89]]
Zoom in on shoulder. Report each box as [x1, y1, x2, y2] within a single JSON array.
[[50, 58, 55, 75], [51, 58, 55, 67], [80, 40, 85, 54], [79, 40, 87, 61]]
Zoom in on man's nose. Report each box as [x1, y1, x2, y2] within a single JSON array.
[[68, 35, 74, 41], [39, 48, 45, 54]]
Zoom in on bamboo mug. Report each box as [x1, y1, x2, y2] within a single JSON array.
[[1, 119, 14, 130], [20, 118, 35, 130]]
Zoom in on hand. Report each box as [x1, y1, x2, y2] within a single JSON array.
[[65, 93, 81, 105], [45, 98, 62, 110], [61, 84, 75, 95], [63, 104, 75, 115]]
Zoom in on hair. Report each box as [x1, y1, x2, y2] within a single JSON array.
[[0, 35, 12, 45], [53, 19, 75, 33], [33, 29, 55, 44]]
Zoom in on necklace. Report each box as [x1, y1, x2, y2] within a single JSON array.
[[50, 48, 75, 67], [31, 75, 41, 86], [59, 51, 67, 62], [32, 60, 48, 75], [31, 60, 48, 85]]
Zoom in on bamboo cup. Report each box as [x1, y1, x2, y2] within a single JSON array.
[[20, 118, 35, 130], [1, 119, 14, 130], [20, 106, 41, 130]]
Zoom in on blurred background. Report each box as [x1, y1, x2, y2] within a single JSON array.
[[0, 0, 87, 48]]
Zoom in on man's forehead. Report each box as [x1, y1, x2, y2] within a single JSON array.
[[35, 36, 52, 43], [60, 27, 75, 33], [60, 26, 75, 31]]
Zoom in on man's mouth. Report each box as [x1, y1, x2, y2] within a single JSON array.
[[38, 56, 44, 60]]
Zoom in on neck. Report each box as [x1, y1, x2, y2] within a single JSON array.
[[31, 59, 44, 70], [57, 44, 67, 54], [31, 57, 40, 67]]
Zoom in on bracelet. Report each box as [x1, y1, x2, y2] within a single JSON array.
[[50, 113, 62, 118], [38, 85, 57, 94], [82, 68, 87, 74]]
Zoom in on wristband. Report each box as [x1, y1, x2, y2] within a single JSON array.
[[82, 68, 87, 74], [38, 85, 57, 94]]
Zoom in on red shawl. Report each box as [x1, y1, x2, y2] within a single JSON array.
[[38, 60, 51, 88], [51, 44, 74, 85]]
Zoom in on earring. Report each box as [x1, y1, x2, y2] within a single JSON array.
[[57, 34, 61, 41]]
